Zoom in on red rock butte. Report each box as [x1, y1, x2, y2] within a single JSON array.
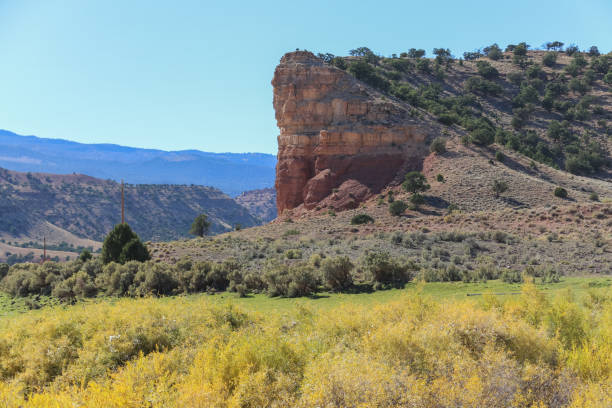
[[272, 51, 431, 214]]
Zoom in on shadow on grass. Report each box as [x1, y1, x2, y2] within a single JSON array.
[[308, 293, 330, 299]]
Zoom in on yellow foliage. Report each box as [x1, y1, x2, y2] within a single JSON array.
[[0, 284, 610, 407]]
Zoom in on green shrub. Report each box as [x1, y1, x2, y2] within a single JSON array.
[[78, 249, 92, 262], [430, 137, 447, 154], [403, 172, 430, 194], [554, 187, 568, 198], [351, 214, 374, 225], [470, 127, 495, 145], [565, 144, 607, 175], [119, 238, 150, 265], [492, 180, 508, 197], [347, 61, 390, 92], [437, 113, 459, 126], [569, 78, 590, 95], [206, 260, 236, 291], [511, 105, 534, 129], [362, 252, 414, 286], [495, 151, 505, 162], [463, 51, 482, 61], [589, 192, 599, 201], [436, 174, 445, 182], [189, 214, 210, 237], [484, 43, 503, 60], [177, 261, 212, 293], [264, 262, 318, 298], [566, 45, 580, 55], [476, 60, 499, 79], [409, 194, 425, 206], [0, 263, 8, 280], [285, 249, 302, 259], [526, 64, 544, 79], [541, 93, 554, 111], [547, 120, 572, 142], [513, 85, 539, 107], [545, 41, 564, 51], [101, 224, 150, 265], [331, 57, 347, 70], [321, 256, 354, 291], [590, 55, 610, 73], [542, 52, 557, 67], [389, 200, 408, 216], [464, 77, 502, 96], [407, 48, 426, 59], [507, 72, 523, 85], [416, 58, 431, 73], [512, 43, 529, 67], [134, 262, 178, 296], [501, 269, 523, 283]]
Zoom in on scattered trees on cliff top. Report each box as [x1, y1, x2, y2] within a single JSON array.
[[347, 60, 390, 92], [320, 42, 610, 176]]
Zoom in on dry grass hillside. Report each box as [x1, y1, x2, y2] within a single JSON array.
[[235, 188, 277, 222], [322, 47, 611, 180], [0, 167, 261, 249]]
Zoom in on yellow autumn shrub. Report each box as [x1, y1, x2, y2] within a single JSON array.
[[0, 283, 609, 407]]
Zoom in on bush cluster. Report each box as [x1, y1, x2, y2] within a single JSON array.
[[1, 282, 610, 405], [429, 137, 447, 153], [361, 251, 416, 287], [350, 214, 374, 225], [0, 258, 248, 299]]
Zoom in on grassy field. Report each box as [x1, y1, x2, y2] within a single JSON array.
[[162, 276, 612, 313], [3, 276, 609, 318], [0, 292, 62, 317]]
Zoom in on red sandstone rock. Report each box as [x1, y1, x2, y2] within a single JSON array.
[[273, 51, 430, 214]]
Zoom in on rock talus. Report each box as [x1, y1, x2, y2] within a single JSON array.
[[272, 51, 430, 214]]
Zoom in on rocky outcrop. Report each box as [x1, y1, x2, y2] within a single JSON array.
[[273, 51, 430, 214]]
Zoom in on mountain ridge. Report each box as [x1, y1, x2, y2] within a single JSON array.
[[0, 129, 276, 196]]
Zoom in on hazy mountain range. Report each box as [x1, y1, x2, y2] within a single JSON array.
[[0, 130, 276, 196]]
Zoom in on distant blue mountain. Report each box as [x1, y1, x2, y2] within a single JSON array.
[[0, 130, 276, 196]]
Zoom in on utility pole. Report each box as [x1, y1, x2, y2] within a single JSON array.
[[121, 180, 125, 224], [43, 236, 46, 263]]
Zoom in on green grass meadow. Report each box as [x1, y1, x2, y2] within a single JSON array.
[[2, 276, 610, 318]]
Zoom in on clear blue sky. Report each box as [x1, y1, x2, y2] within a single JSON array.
[[0, 0, 610, 154]]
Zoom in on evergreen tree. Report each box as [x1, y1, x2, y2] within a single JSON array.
[[190, 214, 211, 237], [101, 223, 150, 264]]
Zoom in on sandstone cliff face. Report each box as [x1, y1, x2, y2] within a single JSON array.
[[273, 51, 430, 214]]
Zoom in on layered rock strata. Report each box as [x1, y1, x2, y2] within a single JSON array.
[[273, 51, 430, 214]]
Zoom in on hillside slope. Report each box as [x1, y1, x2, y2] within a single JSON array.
[[235, 188, 277, 222], [272, 48, 610, 217], [0, 130, 276, 196], [0, 167, 260, 244], [331, 47, 611, 177]]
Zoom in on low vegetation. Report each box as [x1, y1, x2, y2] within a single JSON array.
[[319, 44, 611, 177], [0, 280, 610, 406]]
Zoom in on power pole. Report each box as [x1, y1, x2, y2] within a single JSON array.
[[121, 180, 125, 224], [43, 236, 46, 263]]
